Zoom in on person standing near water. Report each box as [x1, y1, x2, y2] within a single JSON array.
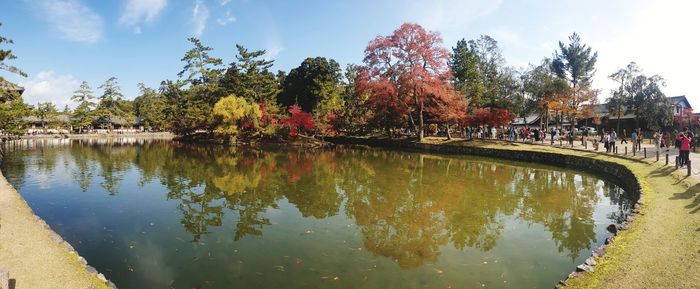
[[610, 129, 617, 153], [653, 130, 662, 151], [676, 131, 691, 167]]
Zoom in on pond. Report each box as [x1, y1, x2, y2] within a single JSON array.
[[0, 139, 637, 289]]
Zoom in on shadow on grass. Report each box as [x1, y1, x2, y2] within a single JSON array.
[[649, 166, 678, 178], [668, 177, 700, 219]]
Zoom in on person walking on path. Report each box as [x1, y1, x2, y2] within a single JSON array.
[[654, 130, 662, 151], [637, 128, 644, 151], [676, 130, 691, 167], [631, 130, 638, 152], [610, 129, 617, 153], [550, 127, 556, 145], [620, 128, 628, 144]]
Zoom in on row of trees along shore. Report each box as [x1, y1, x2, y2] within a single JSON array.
[[1, 22, 677, 142]]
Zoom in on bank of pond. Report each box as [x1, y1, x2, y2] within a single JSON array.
[[0, 139, 638, 289]]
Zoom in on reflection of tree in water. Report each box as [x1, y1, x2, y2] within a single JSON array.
[[339, 152, 527, 268], [92, 144, 137, 195], [283, 151, 343, 219], [3, 141, 635, 267], [518, 169, 600, 261], [70, 144, 94, 192], [602, 183, 639, 224]]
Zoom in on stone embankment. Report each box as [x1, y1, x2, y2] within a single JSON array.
[[0, 172, 114, 289]]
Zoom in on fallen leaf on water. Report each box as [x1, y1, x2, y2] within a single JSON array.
[[274, 265, 285, 272], [433, 268, 444, 274], [320, 276, 339, 280]]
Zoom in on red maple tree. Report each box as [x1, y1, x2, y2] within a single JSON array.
[[674, 108, 699, 129], [359, 23, 461, 140], [464, 108, 515, 127], [280, 105, 316, 137]]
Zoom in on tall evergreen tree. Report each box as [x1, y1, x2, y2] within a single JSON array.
[[71, 81, 97, 132], [0, 22, 28, 136], [552, 32, 598, 124], [220, 45, 280, 111], [97, 77, 125, 130], [279, 57, 343, 114], [172, 38, 225, 134], [134, 83, 168, 131], [450, 39, 484, 109]]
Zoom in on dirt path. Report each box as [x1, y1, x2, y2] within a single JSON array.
[[0, 172, 109, 289]]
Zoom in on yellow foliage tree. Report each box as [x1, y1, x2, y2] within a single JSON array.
[[212, 95, 262, 137]]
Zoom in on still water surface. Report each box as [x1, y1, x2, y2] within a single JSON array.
[[0, 139, 637, 289]]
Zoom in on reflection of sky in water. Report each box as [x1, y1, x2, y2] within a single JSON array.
[[0, 140, 638, 289]]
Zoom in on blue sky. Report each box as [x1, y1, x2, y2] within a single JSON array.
[[1, 0, 698, 108]]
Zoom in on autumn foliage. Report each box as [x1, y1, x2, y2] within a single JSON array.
[[280, 105, 316, 137], [465, 108, 515, 127], [674, 108, 699, 128], [358, 23, 468, 139]]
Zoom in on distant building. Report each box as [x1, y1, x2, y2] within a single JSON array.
[[513, 95, 692, 132], [0, 80, 24, 102], [23, 115, 72, 134]]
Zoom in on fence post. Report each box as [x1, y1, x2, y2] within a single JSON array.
[[656, 150, 659, 162], [560, 139, 562, 146], [644, 148, 647, 158], [666, 153, 669, 165], [676, 156, 679, 169], [625, 146, 627, 155], [633, 148, 636, 156], [1, 267, 9, 289], [688, 160, 692, 176]]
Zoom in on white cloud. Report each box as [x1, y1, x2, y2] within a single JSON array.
[[119, 0, 168, 32], [219, 0, 232, 6], [19, 70, 79, 107], [217, 10, 236, 26], [31, 0, 104, 43], [265, 44, 284, 60], [192, 0, 210, 37]]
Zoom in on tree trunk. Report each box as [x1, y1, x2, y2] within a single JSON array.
[[446, 123, 452, 140], [418, 101, 424, 141]]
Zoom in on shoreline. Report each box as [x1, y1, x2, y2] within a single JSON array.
[[15, 132, 174, 140], [0, 171, 114, 289]]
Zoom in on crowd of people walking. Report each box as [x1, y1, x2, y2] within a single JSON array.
[[462, 125, 697, 168]]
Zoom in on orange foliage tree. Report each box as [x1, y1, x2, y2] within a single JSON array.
[[359, 23, 466, 140]]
